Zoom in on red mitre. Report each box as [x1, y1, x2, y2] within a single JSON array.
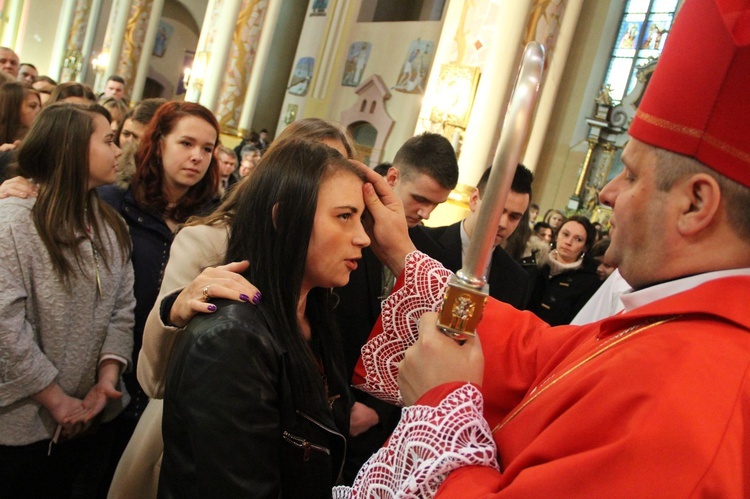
[[628, 0, 750, 188]]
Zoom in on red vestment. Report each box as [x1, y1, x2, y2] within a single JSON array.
[[343, 252, 750, 498]]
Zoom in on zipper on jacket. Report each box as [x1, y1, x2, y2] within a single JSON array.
[[297, 410, 347, 482], [282, 431, 330, 461]]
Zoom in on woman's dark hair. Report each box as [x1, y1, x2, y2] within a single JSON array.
[[224, 138, 364, 413], [0, 81, 37, 143], [559, 215, 597, 260], [131, 101, 220, 222], [49, 82, 96, 103], [16, 103, 129, 284]]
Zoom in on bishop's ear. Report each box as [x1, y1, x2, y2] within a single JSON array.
[[675, 173, 721, 236]]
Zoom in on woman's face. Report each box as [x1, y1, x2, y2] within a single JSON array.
[[303, 169, 370, 292], [159, 115, 217, 198], [88, 114, 122, 190], [119, 118, 147, 148], [556, 221, 588, 263], [548, 212, 564, 228], [20, 92, 41, 127]]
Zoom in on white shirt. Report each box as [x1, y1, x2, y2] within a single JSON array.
[[570, 269, 630, 325], [572, 267, 750, 325]]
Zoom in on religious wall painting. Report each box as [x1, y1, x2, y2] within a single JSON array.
[[342, 42, 372, 87], [153, 20, 174, 58], [310, 0, 328, 16], [392, 39, 435, 94], [288, 57, 314, 96]]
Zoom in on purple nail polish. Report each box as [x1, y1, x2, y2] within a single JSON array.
[[239, 293, 250, 302], [252, 292, 262, 305], [207, 304, 217, 312]]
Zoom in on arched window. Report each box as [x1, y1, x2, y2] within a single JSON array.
[[603, 0, 679, 102]]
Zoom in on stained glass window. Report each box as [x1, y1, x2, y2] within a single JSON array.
[[603, 0, 680, 102]]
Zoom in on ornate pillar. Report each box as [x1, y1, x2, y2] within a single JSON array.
[[523, 0, 585, 172], [457, 0, 535, 188], [0, 0, 24, 48], [237, 0, 282, 136], [199, 0, 243, 113], [215, 0, 272, 134], [184, 0, 218, 103], [94, 0, 132, 94], [78, 0, 105, 83], [130, 0, 164, 102], [60, 0, 91, 83], [116, 0, 164, 102], [48, 0, 78, 81]]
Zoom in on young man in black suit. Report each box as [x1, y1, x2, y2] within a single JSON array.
[[410, 164, 534, 309]]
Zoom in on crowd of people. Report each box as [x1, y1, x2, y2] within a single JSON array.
[[1, 0, 749, 496]]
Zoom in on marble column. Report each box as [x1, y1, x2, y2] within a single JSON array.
[[523, 0, 585, 172], [94, 0, 132, 94], [48, 0, 78, 80], [457, 0, 535, 188], [115, 0, 165, 102], [215, 0, 272, 133], [184, 0, 218, 103], [130, 0, 164, 102], [237, 0, 282, 136], [60, 0, 90, 83], [198, 0, 243, 113], [78, 0, 104, 83], [0, 0, 24, 48]]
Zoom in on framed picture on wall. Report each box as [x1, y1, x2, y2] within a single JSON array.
[[310, 0, 328, 16], [342, 42, 371, 87], [153, 20, 174, 58], [288, 57, 314, 96], [392, 39, 434, 94]]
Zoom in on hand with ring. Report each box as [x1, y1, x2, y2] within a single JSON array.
[[168, 260, 262, 328]]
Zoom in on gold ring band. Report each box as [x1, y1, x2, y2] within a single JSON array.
[[202, 285, 210, 301]]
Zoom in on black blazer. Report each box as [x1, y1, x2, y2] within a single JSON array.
[[410, 222, 532, 310], [160, 300, 349, 498]]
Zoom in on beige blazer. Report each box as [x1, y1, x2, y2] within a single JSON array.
[[108, 223, 229, 499]]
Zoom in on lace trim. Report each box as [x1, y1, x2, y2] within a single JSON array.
[[332, 384, 498, 498], [354, 251, 451, 405]]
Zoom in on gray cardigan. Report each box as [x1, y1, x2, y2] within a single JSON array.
[[0, 197, 135, 445]]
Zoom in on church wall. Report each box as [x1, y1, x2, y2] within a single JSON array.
[[314, 17, 443, 164], [16, 0, 66, 76], [278, 0, 443, 164]]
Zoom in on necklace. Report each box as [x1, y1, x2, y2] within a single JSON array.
[[491, 316, 679, 434]]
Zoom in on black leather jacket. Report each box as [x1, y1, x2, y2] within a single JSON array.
[[159, 300, 350, 498]]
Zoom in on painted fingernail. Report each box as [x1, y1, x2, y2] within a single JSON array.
[[239, 293, 250, 302], [252, 292, 262, 305], [207, 304, 217, 312]]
